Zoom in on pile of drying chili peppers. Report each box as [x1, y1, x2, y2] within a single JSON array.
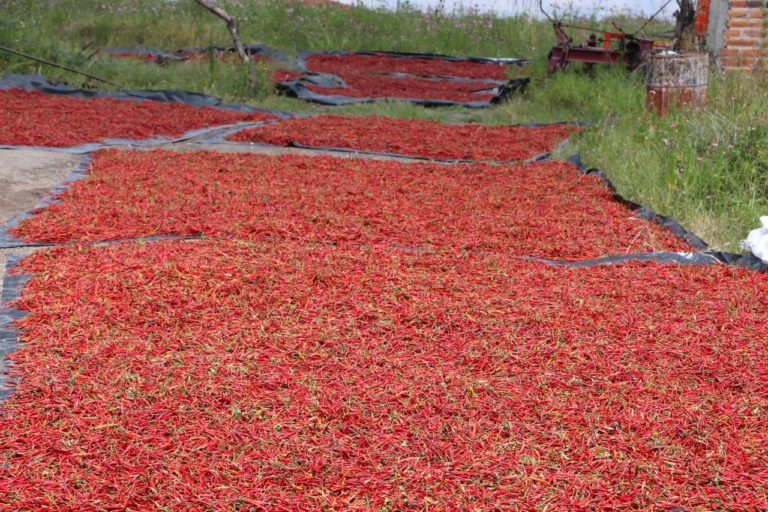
[[2, 240, 767, 509], [12, 149, 689, 258], [303, 71, 497, 103], [281, 52, 516, 103], [228, 115, 575, 161], [4, 93, 764, 509], [305, 53, 510, 80], [0, 89, 275, 147]]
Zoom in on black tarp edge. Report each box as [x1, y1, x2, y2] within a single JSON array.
[[276, 78, 530, 108], [289, 141, 486, 163], [0, 154, 92, 248], [194, 119, 284, 144], [0, 254, 30, 401], [0, 234, 206, 251], [524, 252, 721, 267], [296, 73, 348, 88], [205, 140, 553, 165], [243, 43, 294, 66], [565, 154, 767, 271], [276, 80, 486, 107], [297, 71, 504, 87], [296, 50, 528, 73], [385, 72, 505, 85], [524, 251, 768, 272], [104, 44, 294, 67], [565, 154, 709, 251], [0, 73, 292, 116], [0, 120, 274, 154], [209, 118, 582, 163]]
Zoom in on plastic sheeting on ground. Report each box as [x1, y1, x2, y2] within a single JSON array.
[[279, 50, 529, 107], [2, 239, 768, 509], [9, 149, 692, 259], [103, 43, 293, 67], [0, 74, 287, 150], [0, 74, 282, 112], [226, 115, 577, 163]]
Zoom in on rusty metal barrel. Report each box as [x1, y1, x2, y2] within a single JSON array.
[[646, 52, 708, 116]]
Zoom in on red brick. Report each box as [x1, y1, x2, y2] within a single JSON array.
[[738, 47, 761, 56], [730, 0, 763, 7], [722, 47, 763, 56], [728, 18, 766, 28], [729, 17, 766, 27], [725, 27, 766, 38], [729, 7, 765, 18], [737, 28, 765, 38], [724, 59, 756, 70], [726, 37, 764, 46]]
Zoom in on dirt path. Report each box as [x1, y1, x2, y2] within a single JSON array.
[[0, 142, 459, 291], [0, 149, 81, 288]]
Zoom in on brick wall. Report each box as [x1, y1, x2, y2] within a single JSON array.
[[721, 0, 767, 70]]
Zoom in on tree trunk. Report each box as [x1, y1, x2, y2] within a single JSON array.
[[673, 0, 698, 52], [195, 0, 259, 92]]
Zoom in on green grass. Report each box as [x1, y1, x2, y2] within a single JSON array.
[[1, 0, 765, 250], [564, 72, 768, 252], [0, 0, 550, 56]]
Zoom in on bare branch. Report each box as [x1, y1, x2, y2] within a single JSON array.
[[195, 0, 258, 91]]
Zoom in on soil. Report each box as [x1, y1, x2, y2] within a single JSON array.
[[0, 149, 81, 288], [0, 142, 459, 290]]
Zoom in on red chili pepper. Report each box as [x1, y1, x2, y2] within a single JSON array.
[[2, 240, 768, 509], [304, 72, 497, 102], [292, 53, 520, 102], [0, 89, 275, 147], [306, 53, 511, 80], [228, 115, 577, 162], [13, 149, 689, 259]]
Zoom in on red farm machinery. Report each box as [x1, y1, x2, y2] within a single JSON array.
[[540, 0, 707, 74]]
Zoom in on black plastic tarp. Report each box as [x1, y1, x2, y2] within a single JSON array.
[[217, 118, 574, 163], [280, 50, 529, 107], [295, 50, 528, 74], [104, 43, 293, 67], [525, 251, 768, 271], [566, 154, 710, 252], [277, 77, 529, 108], [0, 74, 290, 152], [0, 154, 92, 250], [0, 73, 288, 114], [0, 255, 30, 401], [563, 154, 767, 270]]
